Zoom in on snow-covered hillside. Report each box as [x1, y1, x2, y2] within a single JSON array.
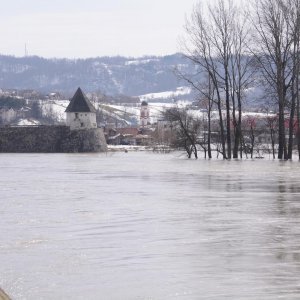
[[0, 54, 194, 96], [19, 96, 191, 126], [139, 86, 192, 102], [0, 94, 273, 128]]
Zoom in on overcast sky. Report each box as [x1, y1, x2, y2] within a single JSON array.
[[0, 0, 197, 58]]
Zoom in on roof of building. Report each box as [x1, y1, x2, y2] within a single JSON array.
[[65, 87, 96, 113], [116, 127, 139, 136]]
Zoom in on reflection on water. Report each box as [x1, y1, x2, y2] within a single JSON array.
[[1, 153, 300, 299]]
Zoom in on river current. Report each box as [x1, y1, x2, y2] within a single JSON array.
[[1, 152, 300, 299]]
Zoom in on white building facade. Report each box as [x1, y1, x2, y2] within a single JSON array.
[[66, 112, 97, 130]]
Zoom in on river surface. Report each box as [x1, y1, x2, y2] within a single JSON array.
[[1, 152, 300, 299]]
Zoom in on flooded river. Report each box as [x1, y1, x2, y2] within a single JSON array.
[[1, 152, 300, 299]]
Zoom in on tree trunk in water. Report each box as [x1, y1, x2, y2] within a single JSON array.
[[225, 71, 231, 159], [288, 39, 299, 160], [297, 77, 300, 160], [185, 141, 192, 158], [297, 40, 300, 160], [278, 103, 287, 159], [217, 100, 227, 159], [193, 145, 198, 159], [298, 103, 300, 160], [233, 99, 242, 160], [288, 87, 296, 159], [233, 126, 241, 159], [208, 106, 212, 159], [271, 129, 275, 159], [232, 108, 238, 159], [250, 126, 254, 159]]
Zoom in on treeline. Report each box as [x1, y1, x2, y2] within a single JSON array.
[[0, 96, 26, 110], [175, 0, 300, 160], [162, 108, 278, 159]]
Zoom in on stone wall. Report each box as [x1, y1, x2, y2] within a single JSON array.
[[0, 126, 107, 153]]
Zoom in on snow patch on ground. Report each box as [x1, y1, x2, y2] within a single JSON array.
[[17, 118, 40, 126], [242, 111, 276, 118], [139, 87, 192, 101], [108, 145, 150, 152], [102, 63, 122, 93], [106, 100, 200, 124], [40, 100, 69, 122], [125, 58, 159, 66]]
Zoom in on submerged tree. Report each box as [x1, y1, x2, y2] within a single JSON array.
[[265, 114, 278, 159], [251, 0, 300, 159], [182, 0, 254, 159], [163, 107, 200, 159]]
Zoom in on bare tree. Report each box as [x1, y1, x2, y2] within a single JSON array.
[[163, 107, 200, 159], [182, 0, 253, 159], [265, 114, 278, 158], [183, 2, 227, 158], [201, 77, 214, 159], [251, 0, 300, 159], [286, 0, 300, 159], [209, 0, 235, 159], [241, 117, 256, 158], [229, 12, 255, 158], [278, 0, 300, 159]]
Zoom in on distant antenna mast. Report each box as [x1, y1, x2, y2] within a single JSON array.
[[25, 43, 28, 57]]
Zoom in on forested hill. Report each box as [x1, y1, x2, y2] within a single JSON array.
[[0, 54, 195, 96]]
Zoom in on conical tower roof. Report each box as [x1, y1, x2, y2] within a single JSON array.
[[65, 87, 96, 113]]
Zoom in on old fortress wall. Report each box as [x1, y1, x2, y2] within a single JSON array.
[[0, 126, 107, 153]]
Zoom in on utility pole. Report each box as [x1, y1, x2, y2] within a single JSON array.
[[25, 43, 28, 57]]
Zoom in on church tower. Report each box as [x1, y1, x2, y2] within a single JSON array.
[[140, 101, 150, 127], [65, 87, 97, 130]]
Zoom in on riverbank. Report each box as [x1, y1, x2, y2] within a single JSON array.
[[0, 288, 10, 300], [107, 144, 173, 153]]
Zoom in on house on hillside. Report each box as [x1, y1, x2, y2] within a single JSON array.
[[65, 87, 97, 130], [48, 92, 63, 100], [106, 127, 139, 145], [0, 108, 17, 124], [117, 127, 139, 145], [21, 89, 41, 100], [135, 134, 153, 146], [105, 126, 154, 146]]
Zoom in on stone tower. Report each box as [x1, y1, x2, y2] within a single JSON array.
[[65, 87, 97, 130], [140, 100, 150, 127]]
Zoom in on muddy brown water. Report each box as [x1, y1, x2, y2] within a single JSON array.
[[1, 152, 300, 299]]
